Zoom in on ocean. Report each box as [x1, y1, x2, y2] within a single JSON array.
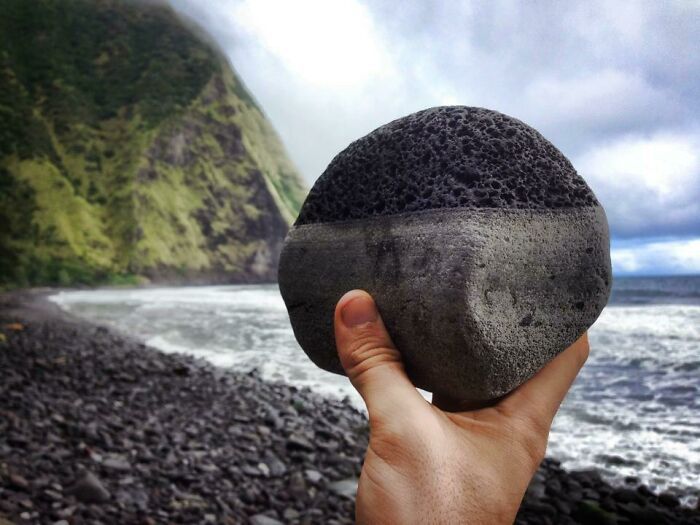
[[50, 276, 700, 504]]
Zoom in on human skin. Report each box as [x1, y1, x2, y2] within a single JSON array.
[[334, 290, 590, 525]]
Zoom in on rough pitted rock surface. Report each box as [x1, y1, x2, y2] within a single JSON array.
[[280, 106, 612, 403], [297, 106, 598, 225]]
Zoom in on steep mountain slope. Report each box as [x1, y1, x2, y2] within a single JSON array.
[[0, 0, 307, 286]]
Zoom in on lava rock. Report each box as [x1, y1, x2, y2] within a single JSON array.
[[7, 289, 697, 524], [249, 513, 284, 525], [70, 471, 111, 504], [279, 106, 612, 402], [328, 478, 358, 499], [8, 473, 29, 491], [296, 106, 598, 223], [659, 492, 681, 508]]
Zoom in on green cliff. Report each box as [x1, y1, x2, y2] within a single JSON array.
[[0, 0, 307, 287]]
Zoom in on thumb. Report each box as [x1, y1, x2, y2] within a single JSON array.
[[334, 290, 424, 419]]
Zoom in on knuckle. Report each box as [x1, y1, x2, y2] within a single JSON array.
[[345, 332, 381, 366], [342, 329, 400, 381]]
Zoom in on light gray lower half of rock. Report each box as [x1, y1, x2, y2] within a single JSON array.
[[278, 206, 611, 403]]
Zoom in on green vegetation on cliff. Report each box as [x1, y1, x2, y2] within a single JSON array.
[[0, 0, 307, 287]]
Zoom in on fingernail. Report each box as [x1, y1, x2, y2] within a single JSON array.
[[341, 294, 378, 327]]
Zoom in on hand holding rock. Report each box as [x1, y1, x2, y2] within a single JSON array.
[[334, 289, 589, 525]]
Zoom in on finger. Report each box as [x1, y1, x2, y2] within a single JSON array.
[[334, 290, 425, 418], [497, 332, 589, 429]]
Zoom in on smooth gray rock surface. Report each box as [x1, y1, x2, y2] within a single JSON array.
[[279, 207, 610, 401], [279, 106, 611, 403]]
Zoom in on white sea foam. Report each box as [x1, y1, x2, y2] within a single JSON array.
[[50, 284, 700, 505]]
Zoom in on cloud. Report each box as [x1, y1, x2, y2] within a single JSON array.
[[168, 0, 700, 270], [169, 0, 700, 175], [522, 69, 681, 136], [169, 0, 414, 184], [612, 238, 700, 275], [228, 0, 393, 90], [577, 131, 700, 238]]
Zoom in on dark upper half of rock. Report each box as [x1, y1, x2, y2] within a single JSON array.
[[296, 106, 599, 225]]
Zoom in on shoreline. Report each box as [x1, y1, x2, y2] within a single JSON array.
[[0, 291, 698, 524]]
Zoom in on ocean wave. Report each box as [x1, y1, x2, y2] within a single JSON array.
[[50, 279, 700, 501]]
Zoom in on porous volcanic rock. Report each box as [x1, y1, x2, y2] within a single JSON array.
[[279, 106, 612, 403]]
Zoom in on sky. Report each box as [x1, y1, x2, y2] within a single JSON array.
[[169, 0, 700, 276]]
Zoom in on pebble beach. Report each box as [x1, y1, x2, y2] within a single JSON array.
[[1, 290, 698, 524]]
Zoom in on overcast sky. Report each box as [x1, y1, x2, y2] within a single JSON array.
[[169, 0, 700, 276]]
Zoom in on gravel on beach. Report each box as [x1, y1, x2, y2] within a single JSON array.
[[0, 291, 698, 524]]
